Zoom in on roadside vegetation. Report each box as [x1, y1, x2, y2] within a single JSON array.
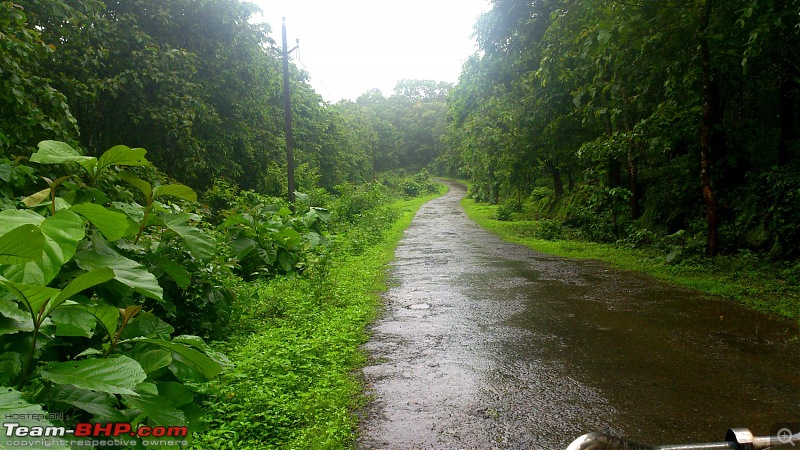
[[0, 137, 443, 448], [192, 182, 443, 449]]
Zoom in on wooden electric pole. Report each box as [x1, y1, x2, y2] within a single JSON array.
[[282, 17, 299, 207]]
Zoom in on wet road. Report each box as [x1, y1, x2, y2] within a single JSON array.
[[358, 181, 800, 449]]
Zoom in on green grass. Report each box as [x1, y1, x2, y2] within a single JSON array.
[[462, 197, 800, 322], [191, 188, 444, 449]]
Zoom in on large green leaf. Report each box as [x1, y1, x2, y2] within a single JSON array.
[[50, 307, 96, 337], [47, 384, 125, 422], [74, 145, 148, 180], [70, 203, 130, 241], [0, 278, 59, 321], [0, 387, 70, 450], [3, 210, 85, 285], [131, 338, 222, 381], [173, 335, 229, 367], [30, 140, 93, 165], [75, 245, 163, 301], [0, 317, 34, 336], [96, 145, 149, 172], [69, 302, 119, 340], [117, 172, 152, 200], [162, 214, 216, 261], [0, 296, 33, 336], [130, 348, 173, 374], [120, 311, 174, 340], [122, 391, 187, 426], [276, 227, 303, 249], [0, 224, 44, 264], [37, 209, 85, 277], [148, 254, 190, 288], [42, 268, 115, 317], [229, 236, 257, 260], [39, 355, 147, 396], [155, 381, 194, 406], [152, 184, 197, 202], [0, 209, 45, 233]]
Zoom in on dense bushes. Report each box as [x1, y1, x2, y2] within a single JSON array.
[[0, 141, 228, 447], [731, 168, 800, 258], [0, 139, 435, 448], [190, 177, 443, 449]]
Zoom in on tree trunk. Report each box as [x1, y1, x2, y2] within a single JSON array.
[[608, 155, 623, 188], [778, 37, 795, 166], [567, 167, 575, 192], [621, 99, 641, 219], [627, 145, 640, 219], [546, 161, 564, 197], [699, 0, 720, 256]]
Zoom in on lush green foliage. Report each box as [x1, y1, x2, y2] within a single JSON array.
[[0, 1, 454, 447], [0, 141, 228, 448], [356, 81, 452, 172], [0, 2, 79, 152], [1, 0, 385, 194], [190, 183, 444, 449], [444, 0, 800, 260], [0, 138, 438, 448]]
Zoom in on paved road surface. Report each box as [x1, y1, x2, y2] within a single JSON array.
[[358, 181, 799, 449]]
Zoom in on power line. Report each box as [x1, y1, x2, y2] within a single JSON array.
[[295, 47, 334, 101]]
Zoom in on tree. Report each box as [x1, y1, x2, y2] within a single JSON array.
[[0, 2, 79, 155]]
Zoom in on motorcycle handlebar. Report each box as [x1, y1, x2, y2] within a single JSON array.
[[566, 428, 800, 450]]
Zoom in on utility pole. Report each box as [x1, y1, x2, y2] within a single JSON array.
[[281, 17, 299, 208]]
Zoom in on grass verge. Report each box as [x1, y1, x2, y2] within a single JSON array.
[[462, 196, 800, 322], [191, 188, 445, 449]]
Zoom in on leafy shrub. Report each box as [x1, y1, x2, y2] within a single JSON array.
[[217, 199, 331, 280], [619, 227, 658, 249], [732, 167, 800, 258], [535, 219, 565, 240], [0, 141, 226, 446], [332, 182, 389, 224], [412, 169, 440, 194], [401, 180, 422, 196], [660, 229, 706, 264], [496, 203, 513, 221], [561, 185, 632, 242]]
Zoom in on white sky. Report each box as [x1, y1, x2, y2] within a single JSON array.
[[249, 0, 491, 102]]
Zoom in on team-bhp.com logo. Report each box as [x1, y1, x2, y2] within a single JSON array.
[[4, 421, 188, 447]]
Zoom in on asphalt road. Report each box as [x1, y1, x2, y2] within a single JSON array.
[[358, 180, 800, 450]]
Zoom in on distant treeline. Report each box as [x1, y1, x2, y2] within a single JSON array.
[[1, 0, 448, 195]]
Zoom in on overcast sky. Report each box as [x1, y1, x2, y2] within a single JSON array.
[[249, 0, 490, 102]]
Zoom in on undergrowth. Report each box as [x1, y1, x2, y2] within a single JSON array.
[[190, 186, 445, 449]]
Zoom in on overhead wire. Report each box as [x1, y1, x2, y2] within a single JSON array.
[[294, 45, 335, 101]]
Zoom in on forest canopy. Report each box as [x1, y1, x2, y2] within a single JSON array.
[[442, 0, 800, 258], [3, 0, 799, 259], [1, 0, 448, 197]]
